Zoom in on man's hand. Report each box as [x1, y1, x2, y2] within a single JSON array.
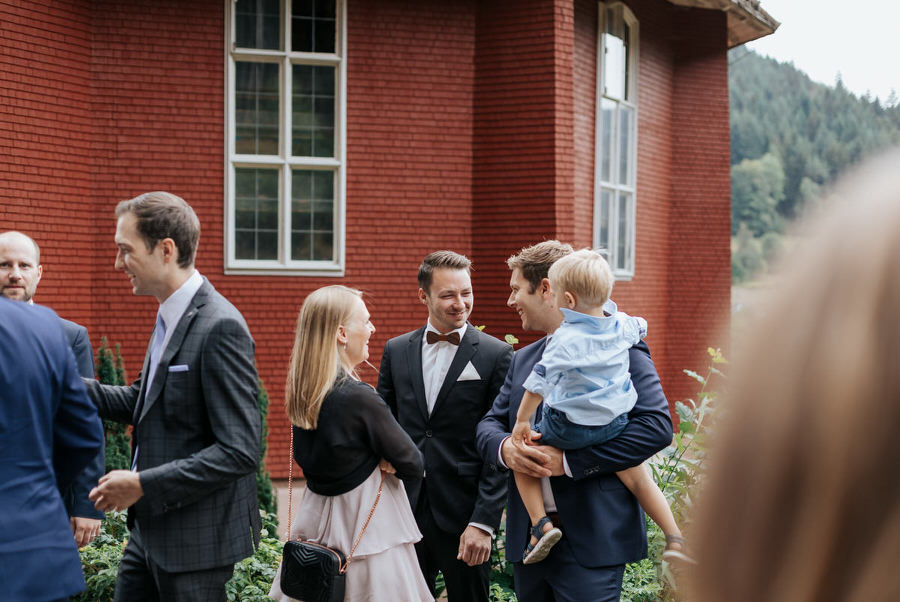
[[501, 436, 567, 478], [457, 525, 492, 567], [70, 517, 102, 548], [89, 470, 144, 511]]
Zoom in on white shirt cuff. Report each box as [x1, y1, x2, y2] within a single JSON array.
[[562, 451, 572, 477], [468, 522, 495, 538], [497, 436, 511, 469]]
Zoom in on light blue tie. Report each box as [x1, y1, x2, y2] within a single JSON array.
[[132, 313, 166, 471]]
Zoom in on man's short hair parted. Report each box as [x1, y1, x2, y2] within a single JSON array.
[[548, 249, 614, 307], [417, 250, 472, 294], [506, 240, 574, 293], [115, 192, 200, 269]]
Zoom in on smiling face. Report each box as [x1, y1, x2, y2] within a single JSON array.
[[341, 296, 376, 367], [114, 212, 167, 300], [507, 267, 561, 334], [0, 233, 42, 302], [419, 267, 473, 333]]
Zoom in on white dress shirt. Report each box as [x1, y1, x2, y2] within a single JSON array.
[[421, 321, 467, 415]]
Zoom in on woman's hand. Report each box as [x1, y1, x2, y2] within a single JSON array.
[[379, 459, 397, 474]]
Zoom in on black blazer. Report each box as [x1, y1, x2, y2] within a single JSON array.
[[377, 323, 512, 534]]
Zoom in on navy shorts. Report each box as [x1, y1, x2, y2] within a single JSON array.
[[533, 405, 628, 450]]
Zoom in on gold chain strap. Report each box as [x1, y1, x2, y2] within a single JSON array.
[[285, 426, 386, 573]]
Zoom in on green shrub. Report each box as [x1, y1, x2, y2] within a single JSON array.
[[227, 511, 283, 601], [94, 338, 131, 471], [256, 375, 277, 518], [74, 511, 129, 602]]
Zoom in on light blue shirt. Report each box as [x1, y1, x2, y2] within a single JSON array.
[[522, 301, 647, 426]]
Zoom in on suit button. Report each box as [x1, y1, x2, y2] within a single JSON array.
[[425, 430, 433, 438]]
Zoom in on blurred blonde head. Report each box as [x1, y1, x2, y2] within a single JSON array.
[[689, 148, 900, 602], [285, 285, 363, 429], [548, 248, 613, 308]]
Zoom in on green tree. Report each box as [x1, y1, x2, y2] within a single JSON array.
[[730, 152, 785, 236], [94, 338, 131, 472], [255, 375, 277, 517]]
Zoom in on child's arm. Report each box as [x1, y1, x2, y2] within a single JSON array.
[[512, 390, 543, 445]]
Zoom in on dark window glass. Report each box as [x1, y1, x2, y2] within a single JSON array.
[[235, 0, 281, 50]]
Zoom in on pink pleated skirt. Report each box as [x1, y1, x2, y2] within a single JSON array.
[[269, 467, 434, 602]]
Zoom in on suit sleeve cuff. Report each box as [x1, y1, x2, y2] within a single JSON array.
[[497, 436, 511, 469]]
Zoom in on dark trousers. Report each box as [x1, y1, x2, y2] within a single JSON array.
[[513, 536, 625, 602], [114, 524, 234, 602], [415, 501, 490, 602]]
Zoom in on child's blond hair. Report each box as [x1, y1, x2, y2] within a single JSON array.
[[548, 248, 613, 307]]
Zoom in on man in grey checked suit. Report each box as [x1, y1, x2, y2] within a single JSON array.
[[85, 192, 261, 601]]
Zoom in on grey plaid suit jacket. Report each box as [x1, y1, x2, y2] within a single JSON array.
[[85, 278, 261, 572]]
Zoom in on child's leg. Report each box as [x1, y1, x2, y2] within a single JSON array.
[[513, 470, 554, 537], [616, 462, 681, 540]]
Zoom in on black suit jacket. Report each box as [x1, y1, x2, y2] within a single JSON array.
[[85, 278, 261, 572], [60, 318, 105, 520], [377, 323, 512, 535]]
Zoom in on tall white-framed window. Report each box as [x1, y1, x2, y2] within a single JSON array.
[[225, 0, 346, 275], [594, 1, 638, 278]]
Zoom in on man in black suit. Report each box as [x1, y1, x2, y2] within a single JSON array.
[[377, 250, 513, 602], [84, 192, 261, 601], [0, 230, 105, 548]]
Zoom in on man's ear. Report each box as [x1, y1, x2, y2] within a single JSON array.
[[159, 238, 178, 264], [417, 288, 428, 305], [539, 278, 553, 297]]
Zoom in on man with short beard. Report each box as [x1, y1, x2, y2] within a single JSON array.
[[0, 230, 105, 548]]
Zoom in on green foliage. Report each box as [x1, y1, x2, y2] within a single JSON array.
[[255, 375, 277, 518], [730, 152, 785, 236], [731, 223, 767, 284], [730, 47, 900, 223], [504, 334, 519, 346], [226, 511, 284, 601], [94, 338, 131, 472], [490, 522, 517, 601], [74, 511, 129, 602]]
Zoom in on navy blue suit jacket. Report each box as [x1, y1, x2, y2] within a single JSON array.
[[0, 299, 104, 600], [60, 317, 105, 520], [476, 337, 672, 567]]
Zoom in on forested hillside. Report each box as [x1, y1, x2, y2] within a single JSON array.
[[729, 47, 900, 282]]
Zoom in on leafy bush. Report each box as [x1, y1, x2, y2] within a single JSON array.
[[256, 375, 277, 517], [74, 511, 129, 602], [94, 338, 131, 471], [227, 511, 283, 601]]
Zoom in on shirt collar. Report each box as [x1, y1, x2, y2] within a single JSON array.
[[158, 270, 203, 330], [559, 299, 618, 325]]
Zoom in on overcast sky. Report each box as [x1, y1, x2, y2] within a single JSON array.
[[747, 0, 897, 103]]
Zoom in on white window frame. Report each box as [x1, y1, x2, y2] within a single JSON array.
[[594, 1, 638, 279], [224, 0, 347, 276]]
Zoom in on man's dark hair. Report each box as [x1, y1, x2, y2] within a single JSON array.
[[506, 240, 574, 293], [116, 191, 200, 268], [417, 250, 472, 294]]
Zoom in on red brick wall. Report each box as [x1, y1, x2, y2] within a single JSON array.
[[0, 0, 733, 476], [0, 0, 94, 326]]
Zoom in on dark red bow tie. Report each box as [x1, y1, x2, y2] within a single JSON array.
[[426, 330, 460, 345]]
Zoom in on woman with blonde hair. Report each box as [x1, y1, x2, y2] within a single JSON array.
[[269, 285, 432, 601], [688, 149, 900, 602]]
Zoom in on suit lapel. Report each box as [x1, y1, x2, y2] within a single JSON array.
[[137, 281, 209, 424], [406, 327, 429, 419], [430, 324, 478, 417]]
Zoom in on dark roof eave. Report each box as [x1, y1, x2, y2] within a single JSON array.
[[665, 0, 780, 48]]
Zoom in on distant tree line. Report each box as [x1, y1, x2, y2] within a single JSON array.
[[729, 47, 900, 282]]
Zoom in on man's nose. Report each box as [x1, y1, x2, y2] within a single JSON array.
[[507, 293, 516, 307], [114, 252, 123, 269], [8, 266, 22, 280]]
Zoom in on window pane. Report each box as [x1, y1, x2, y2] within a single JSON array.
[[618, 105, 633, 186], [235, 62, 280, 155], [234, 168, 279, 260], [292, 65, 335, 157], [292, 0, 336, 53], [600, 98, 615, 184], [235, 0, 280, 50], [598, 188, 612, 257], [617, 191, 631, 271], [292, 169, 335, 261]]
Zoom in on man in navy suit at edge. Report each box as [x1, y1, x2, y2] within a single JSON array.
[[477, 240, 673, 601], [0, 230, 105, 548]]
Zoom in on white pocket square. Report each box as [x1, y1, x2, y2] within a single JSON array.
[[168, 364, 189, 372], [457, 362, 481, 381]]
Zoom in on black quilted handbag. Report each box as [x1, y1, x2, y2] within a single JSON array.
[[280, 539, 347, 602], [280, 428, 385, 602]]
